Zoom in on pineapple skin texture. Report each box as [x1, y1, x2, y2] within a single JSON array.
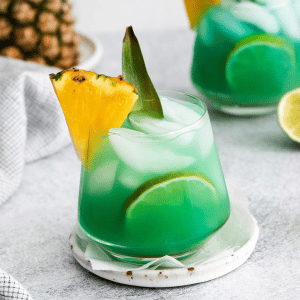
[[0, 0, 79, 69]]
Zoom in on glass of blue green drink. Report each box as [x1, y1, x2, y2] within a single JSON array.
[[189, 0, 300, 115], [50, 26, 231, 264], [78, 90, 230, 261]]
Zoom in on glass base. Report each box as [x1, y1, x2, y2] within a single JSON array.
[[213, 103, 277, 116], [106, 246, 202, 265], [77, 223, 211, 265], [194, 85, 279, 116]]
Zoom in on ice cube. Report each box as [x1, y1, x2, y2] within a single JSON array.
[[160, 97, 201, 125], [128, 111, 184, 134], [230, 2, 279, 34], [293, 0, 300, 15], [128, 98, 202, 146], [85, 139, 119, 195], [194, 121, 214, 158], [200, 7, 256, 45], [255, 0, 289, 6], [270, 1, 300, 40], [108, 128, 195, 173], [86, 160, 119, 195], [197, 11, 215, 46], [117, 166, 145, 190]]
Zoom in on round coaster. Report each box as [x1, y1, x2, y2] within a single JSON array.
[[69, 216, 259, 288]]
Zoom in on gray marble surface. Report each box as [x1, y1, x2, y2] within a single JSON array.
[[1, 29, 300, 300]]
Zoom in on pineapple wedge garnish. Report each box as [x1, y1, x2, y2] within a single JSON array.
[[183, 0, 221, 29], [50, 69, 138, 170]]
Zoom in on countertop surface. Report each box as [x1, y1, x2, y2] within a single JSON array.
[[1, 29, 299, 300]]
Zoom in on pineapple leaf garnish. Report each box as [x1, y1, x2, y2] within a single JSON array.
[[122, 26, 163, 118]]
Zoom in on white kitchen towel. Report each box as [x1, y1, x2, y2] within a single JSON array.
[[0, 56, 71, 206], [0, 269, 33, 300]]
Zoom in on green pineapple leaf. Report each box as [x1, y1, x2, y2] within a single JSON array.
[[122, 26, 164, 118]]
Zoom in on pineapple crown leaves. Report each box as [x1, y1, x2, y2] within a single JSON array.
[[122, 26, 163, 118]]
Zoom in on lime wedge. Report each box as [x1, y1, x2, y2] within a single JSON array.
[[123, 172, 223, 249], [278, 87, 300, 143], [225, 34, 296, 95]]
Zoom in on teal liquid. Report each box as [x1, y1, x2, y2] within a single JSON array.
[[192, 5, 300, 109], [78, 97, 230, 258]]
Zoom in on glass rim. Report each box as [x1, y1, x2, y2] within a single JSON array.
[[106, 90, 209, 142], [220, 0, 290, 10], [158, 89, 208, 116]]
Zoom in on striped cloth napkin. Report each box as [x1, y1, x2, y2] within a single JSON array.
[[0, 57, 71, 299]]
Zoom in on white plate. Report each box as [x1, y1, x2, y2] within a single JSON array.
[[70, 216, 259, 288], [76, 32, 104, 70]]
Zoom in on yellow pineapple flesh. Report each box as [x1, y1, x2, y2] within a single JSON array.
[[183, 0, 221, 29], [50, 69, 138, 170]]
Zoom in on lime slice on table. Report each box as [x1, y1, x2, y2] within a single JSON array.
[[123, 171, 226, 255], [225, 34, 296, 95], [278, 88, 300, 143]]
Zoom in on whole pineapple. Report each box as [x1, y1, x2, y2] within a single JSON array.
[[0, 0, 79, 69]]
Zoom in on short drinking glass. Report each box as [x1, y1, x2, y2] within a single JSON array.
[[191, 0, 300, 115], [78, 91, 230, 262]]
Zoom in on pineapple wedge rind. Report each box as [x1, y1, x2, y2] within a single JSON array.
[[50, 68, 138, 170]]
